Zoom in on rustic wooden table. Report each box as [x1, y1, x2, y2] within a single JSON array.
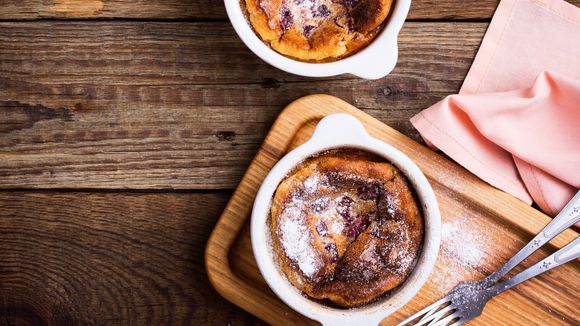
[[1, 1, 578, 325]]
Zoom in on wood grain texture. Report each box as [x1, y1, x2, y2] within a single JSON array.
[[1, 0, 579, 20], [205, 95, 580, 325], [0, 191, 264, 325], [0, 22, 483, 189], [3, 0, 578, 324]]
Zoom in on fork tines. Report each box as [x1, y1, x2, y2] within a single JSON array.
[[398, 298, 461, 326]]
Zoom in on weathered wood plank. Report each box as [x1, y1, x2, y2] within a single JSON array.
[[1, 0, 579, 20], [0, 22, 483, 85], [0, 191, 262, 325], [0, 22, 484, 189]]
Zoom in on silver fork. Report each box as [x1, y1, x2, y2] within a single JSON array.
[[398, 191, 580, 326]]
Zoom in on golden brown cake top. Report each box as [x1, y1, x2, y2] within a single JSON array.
[[269, 150, 423, 307], [244, 0, 393, 61]]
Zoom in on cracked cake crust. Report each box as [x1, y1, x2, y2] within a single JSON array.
[[269, 149, 423, 307], [244, 0, 393, 61]]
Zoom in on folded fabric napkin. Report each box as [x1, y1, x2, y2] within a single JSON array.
[[411, 0, 580, 216]]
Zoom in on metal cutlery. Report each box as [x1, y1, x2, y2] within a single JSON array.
[[398, 191, 580, 326]]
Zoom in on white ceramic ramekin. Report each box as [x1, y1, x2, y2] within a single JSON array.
[[224, 0, 411, 79], [251, 114, 441, 325]]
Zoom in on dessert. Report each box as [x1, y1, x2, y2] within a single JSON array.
[[269, 149, 423, 307], [243, 0, 394, 61]]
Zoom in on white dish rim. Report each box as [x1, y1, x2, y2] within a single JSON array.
[[224, 0, 411, 79], [250, 113, 441, 325]]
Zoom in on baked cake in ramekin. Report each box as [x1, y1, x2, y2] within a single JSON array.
[[244, 0, 394, 61], [269, 149, 423, 307]]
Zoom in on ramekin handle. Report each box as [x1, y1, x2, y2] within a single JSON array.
[[308, 113, 370, 145], [351, 43, 399, 80], [350, 0, 410, 79]]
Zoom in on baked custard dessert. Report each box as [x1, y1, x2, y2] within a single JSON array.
[[243, 0, 394, 61], [270, 150, 423, 307]]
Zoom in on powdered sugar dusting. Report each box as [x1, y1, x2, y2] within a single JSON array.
[[270, 150, 425, 307], [429, 199, 496, 294], [303, 175, 319, 193], [385, 194, 401, 216], [285, 0, 343, 32], [259, 1, 279, 29], [360, 244, 379, 265], [330, 220, 344, 234], [259, 0, 348, 37], [278, 204, 321, 278], [442, 220, 485, 266]]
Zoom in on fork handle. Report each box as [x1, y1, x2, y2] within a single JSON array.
[[485, 191, 580, 285], [489, 236, 580, 295]]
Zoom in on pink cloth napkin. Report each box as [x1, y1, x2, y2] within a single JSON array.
[[410, 0, 580, 216]]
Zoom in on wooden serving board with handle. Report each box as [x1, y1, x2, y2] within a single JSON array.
[[205, 94, 579, 325]]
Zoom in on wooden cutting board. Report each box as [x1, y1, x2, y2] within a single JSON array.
[[205, 94, 579, 325]]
